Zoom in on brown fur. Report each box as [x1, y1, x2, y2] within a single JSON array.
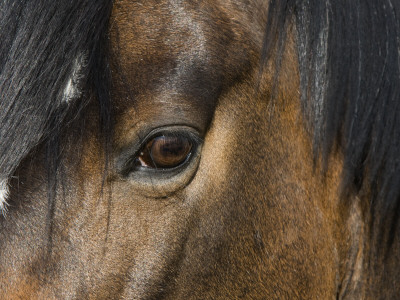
[[0, 1, 369, 299]]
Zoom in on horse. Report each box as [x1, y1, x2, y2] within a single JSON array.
[[0, 0, 399, 298]]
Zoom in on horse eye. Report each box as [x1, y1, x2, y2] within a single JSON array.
[[135, 135, 193, 169]]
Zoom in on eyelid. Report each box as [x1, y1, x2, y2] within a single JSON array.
[[116, 126, 202, 177]]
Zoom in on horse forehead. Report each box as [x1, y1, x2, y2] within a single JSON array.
[[110, 1, 211, 60], [109, 0, 259, 62], [109, 0, 259, 111], [110, 0, 219, 106]]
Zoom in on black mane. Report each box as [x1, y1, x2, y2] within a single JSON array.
[[0, 0, 112, 188], [263, 0, 400, 292]]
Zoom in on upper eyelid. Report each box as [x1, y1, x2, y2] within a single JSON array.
[[117, 128, 203, 176]]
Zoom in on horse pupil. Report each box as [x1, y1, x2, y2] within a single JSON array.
[[147, 135, 192, 168]]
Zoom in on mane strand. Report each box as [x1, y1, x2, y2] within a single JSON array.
[[0, 1, 113, 210]]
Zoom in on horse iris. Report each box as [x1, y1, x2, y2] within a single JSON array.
[[137, 135, 192, 169]]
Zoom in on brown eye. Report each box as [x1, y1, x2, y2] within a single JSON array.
[[136, 135, 193, 169]]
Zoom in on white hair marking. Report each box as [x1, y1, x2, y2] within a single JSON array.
[[0, 179, 10, 215], [62, 53, 87, 104]]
